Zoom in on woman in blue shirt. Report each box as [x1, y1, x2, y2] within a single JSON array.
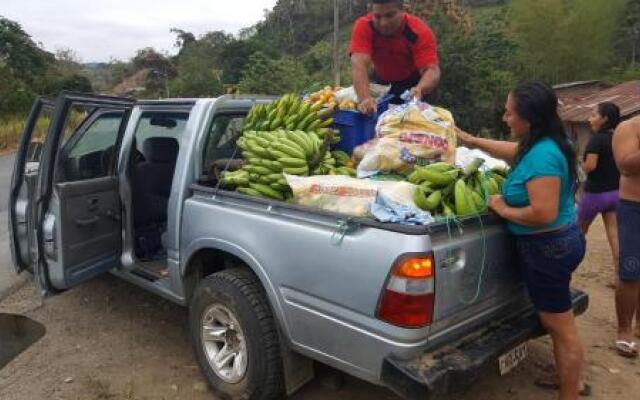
[[457, 82, 587, 399]]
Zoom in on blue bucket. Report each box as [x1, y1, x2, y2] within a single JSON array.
[[331, 95, 392, 154]]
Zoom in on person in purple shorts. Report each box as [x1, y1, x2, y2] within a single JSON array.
[[578, 102, 621, 286]]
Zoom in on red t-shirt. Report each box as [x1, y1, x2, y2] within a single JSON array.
[[350, 13, 439, 83]]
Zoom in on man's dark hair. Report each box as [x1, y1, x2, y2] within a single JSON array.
[[597, 102, 621, 132]]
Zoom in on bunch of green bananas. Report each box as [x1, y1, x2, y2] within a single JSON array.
[[222, 128, 341, 200], [409, 159, 508, 217], [328, 150, 357, 177], [243, 93, 339, 144]]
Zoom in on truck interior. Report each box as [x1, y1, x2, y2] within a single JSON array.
[[199, 113, 246, 187], [129, 111, 188, 272]]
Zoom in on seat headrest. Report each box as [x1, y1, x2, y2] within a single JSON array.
[[142, 137, 179, 163]]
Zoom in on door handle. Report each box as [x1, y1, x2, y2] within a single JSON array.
[[105, 209, 121, 221], [440, 248, 466, 269], [75, 216, 100, 227], [87, 197, 99, 212]]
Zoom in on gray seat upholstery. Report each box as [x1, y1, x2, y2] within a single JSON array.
[[133, 137, 179, 227]]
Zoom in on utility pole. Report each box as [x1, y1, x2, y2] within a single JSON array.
[[333, 0, 341, 87]]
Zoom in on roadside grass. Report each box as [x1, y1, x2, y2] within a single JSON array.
[[0, 112, 84, 155], [0, 116, 27, 154]]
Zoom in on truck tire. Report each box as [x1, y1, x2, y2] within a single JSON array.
[[189, 268, 284, 400]]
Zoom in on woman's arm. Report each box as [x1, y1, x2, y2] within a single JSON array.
[[489, 177, 561, 226], [581, 153, 598, 174], [456, 127, 518, 165]]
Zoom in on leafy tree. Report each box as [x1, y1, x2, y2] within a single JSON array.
[[0, 16, 52, 83], [170, 28, 196, 56], [238, 51, 309, 94], [508, 0, 625, 83], [170, 40, 224, 97], [219, 38, 277, 84], [132, 47, 175, 76], [617, 0, 640, 66], [130, 48, 176, 97], [429, 7, 516, 137]]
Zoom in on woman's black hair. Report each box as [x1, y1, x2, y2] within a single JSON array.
[[511, 81, 578, 187], [596, 102, 621, 132]]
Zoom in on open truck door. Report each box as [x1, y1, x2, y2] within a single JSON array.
[[9, 92, 134, 295]]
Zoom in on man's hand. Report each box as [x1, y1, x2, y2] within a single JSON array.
[[358, 97, 377, 116]]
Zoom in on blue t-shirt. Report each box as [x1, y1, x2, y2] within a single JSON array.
[[502, 138, 576, 235]]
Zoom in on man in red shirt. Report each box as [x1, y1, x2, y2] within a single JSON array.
[[351, 0, 440, 115]]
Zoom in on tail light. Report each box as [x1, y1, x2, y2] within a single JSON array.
[[377, 254, 435, 328]]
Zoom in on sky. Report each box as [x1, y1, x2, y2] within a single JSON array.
[[2, 0, 278, 63]]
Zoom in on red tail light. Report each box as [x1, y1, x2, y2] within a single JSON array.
[[377, 254, 436, 328]]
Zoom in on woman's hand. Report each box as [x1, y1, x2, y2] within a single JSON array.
[[455, 127, 476, 148], [488, 195, 509, 217]]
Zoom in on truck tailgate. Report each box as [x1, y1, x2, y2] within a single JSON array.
[[429, 219, 524, 340]]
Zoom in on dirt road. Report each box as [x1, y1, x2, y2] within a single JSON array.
[[1, 219, 638, 400]]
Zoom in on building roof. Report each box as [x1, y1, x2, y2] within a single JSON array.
[[559, 80, 640, 123], [553, 80, 602, 90]]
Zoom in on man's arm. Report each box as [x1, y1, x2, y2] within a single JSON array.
[[411, 65, 441, 99], [613, 119, 640, 176], [351, 53, 377, 115]]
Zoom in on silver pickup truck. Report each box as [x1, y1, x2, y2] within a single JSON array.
[[8, 92, 588, 400]]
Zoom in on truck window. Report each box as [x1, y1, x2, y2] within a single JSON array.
[[134, 112, 188, 153], [56, 112, 126, 182], [26, 106, 54, 164], [202, 115, 245, 174]]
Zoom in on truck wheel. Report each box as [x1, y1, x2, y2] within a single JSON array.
[[189, 268, 284, 400]]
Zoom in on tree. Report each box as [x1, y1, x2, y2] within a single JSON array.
[[38, 48, 93, 95], [219, 38, 273, 84], [238, 51, 309, 94], [508, 0, 625, 83], [130, 48, 176, 97], [0, 16, 53, 83], [132, 47, 175, 75], [0, 16, 55, 116], [429, 6, 516, 137], [617, 0, 640, 66], [170, 40, 224, 97], [170, 28, 196, 56]]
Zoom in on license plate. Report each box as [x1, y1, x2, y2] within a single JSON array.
[[498, 342, 528, 376]]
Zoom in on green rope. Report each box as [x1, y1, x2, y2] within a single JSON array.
[[456, 211, 488, 305], [435, 174, 490, 305], [331, 218, 360, 246]]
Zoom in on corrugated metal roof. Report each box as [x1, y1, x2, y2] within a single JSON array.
[[553, 80, 602, 90], [559, 81, 640, 123]]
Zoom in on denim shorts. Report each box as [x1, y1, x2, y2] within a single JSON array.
[[618, 199, 640, 282], [516, 224, 586, 313]]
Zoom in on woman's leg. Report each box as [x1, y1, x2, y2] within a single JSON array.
[[602, 211, 620, 287], [579, 218, 593, 235], [577, 192, 597, 235], [539, 311, 585, 400]]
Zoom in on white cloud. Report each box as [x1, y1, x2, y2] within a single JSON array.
[[2, 0, 277, 62]]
